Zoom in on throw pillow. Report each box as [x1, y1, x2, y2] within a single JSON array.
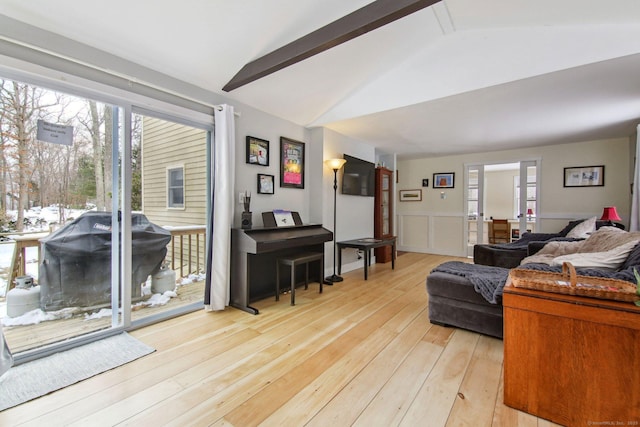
[[558, 219, 585, 237], [566, 216, 597, 239]]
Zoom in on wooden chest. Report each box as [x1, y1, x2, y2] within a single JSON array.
[[503, 285, 640, 426]]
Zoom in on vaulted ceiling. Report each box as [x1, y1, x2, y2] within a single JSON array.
[[1, 0, 640, 158]]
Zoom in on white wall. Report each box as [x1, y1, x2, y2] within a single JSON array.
[[485, 169, 518, 220], [232, 105, 312, 228], [233, 122, 376, 275], [321, 128, 376, 273], [396, 137, 632, 256]]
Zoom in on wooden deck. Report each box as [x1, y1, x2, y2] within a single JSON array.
[[3, 279, 204, 353], [1, 225, 207, 353], [0, 253, 559, 426]]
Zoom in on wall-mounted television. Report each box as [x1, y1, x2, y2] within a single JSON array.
[[341, 154, 375, 197]]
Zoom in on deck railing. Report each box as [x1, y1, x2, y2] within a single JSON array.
[[162, 225, 207, 279], [1, 225, 207, 292]]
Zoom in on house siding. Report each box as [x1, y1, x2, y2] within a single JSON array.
[[141, 116, 207, 228]]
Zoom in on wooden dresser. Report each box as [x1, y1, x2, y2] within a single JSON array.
[[503, 285, 640, 426]]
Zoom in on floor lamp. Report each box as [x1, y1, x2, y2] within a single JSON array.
[[324, 158, 347, 284]]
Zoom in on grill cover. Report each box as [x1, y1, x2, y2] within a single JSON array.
[[39, 211, 171, 310]]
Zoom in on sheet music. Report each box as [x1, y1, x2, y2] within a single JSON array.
[[273, 209, 295, 227]]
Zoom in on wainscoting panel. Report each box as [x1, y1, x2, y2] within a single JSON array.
[[431, 215, 465, 255], [397, 213, 466, 257], [398, 214, 429, 250]]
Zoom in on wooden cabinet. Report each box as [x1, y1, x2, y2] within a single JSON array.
[[374, 167, 393, 263], [503, 285, 640, 426]]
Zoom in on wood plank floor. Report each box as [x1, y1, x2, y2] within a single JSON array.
[[0, 253, 560, 426]]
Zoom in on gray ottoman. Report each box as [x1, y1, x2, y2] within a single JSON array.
[[426, 271, 504, 339]]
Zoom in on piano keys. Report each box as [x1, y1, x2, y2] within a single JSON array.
[[230, 224, 333, 314]]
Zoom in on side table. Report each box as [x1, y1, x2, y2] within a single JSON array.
[[336, 237, 396, 280]]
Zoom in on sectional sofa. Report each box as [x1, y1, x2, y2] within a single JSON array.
[[426, 224, 640, 339], [473, 218, 624, 269]]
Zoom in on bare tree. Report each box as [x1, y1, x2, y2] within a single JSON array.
[[88, 101, 105, 210], [79, 101, 115, 211], [0, 80, 91, 230], [0, 81, 50, 230], [103, 106, 113, 209]]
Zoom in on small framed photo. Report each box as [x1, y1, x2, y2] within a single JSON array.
[[280, 137, 305, 189], [563, 165, 604, 187], [246, 136, 269, 166], [433, 172, 455, 188], [422, 178, 429, 187], [399, 189, 422, 202], [257, 173, 274, 194]]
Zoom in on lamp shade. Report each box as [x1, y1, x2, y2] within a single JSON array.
[[526, 208, 534, 215], [600, 206, 621, 221], [324, 158, 347, 171]]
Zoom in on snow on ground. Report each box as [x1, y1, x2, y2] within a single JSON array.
[[0, 206, 200, 326], [2, 306, 79, 327]]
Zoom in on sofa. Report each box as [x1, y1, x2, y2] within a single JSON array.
[[473, 218, 625, 269], [426, 225, 640, 339]]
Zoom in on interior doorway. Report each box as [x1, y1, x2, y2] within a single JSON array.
[[465, 161, 539, 256]]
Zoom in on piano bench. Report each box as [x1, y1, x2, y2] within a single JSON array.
[[276, 252, 324, 306]]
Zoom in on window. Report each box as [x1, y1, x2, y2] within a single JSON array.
[[167, 166, 184, 208]]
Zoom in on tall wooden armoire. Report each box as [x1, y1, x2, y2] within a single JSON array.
[[374, 167, 394, 263]]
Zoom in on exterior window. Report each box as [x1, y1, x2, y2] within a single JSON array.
[[168, 167, 184, 208]]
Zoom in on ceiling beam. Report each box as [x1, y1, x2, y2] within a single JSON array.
[[222, 0, 441, 92]]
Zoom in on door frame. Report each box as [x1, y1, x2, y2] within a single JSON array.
[[464, 158, 540, 255]]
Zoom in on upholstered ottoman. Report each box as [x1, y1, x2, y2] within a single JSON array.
[[426, 268, 506, 339]]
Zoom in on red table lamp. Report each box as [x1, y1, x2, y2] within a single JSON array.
[[600, 206, 621, 226], [526, 208, 534, 220]]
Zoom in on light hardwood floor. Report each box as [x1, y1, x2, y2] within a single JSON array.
[[0, 253, 560, 426]]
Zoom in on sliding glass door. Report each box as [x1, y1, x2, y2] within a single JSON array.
[[0, 75, 211, 360]]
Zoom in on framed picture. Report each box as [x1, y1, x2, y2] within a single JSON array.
[[257, 173, 274, 194], [421, 178, 429, 187], [246, 136, 269, 166], [433, 172, 455, 188], [564, 165, 604, 187], [399, 189, 422, 202], [280, 137, 305, 189]]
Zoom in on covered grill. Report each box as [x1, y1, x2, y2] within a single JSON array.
[[39, 211, 172, 310]]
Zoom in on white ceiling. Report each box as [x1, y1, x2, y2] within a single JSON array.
[[1, 0, 640, 159]]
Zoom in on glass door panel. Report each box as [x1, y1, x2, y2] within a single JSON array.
[[130, 113, 207, 326], [0, 79, 121, 354], [382, 174, 390, 235], [518, 161, 538, 236], [465, 165, 484, 256]]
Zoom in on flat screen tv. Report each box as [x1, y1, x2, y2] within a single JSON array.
[[341, 154, 375, 197]]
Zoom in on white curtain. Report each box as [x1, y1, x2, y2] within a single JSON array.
[[1, 328, 12, 377], [631, 125, 640, 232], [204, 104, 235, 311]]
